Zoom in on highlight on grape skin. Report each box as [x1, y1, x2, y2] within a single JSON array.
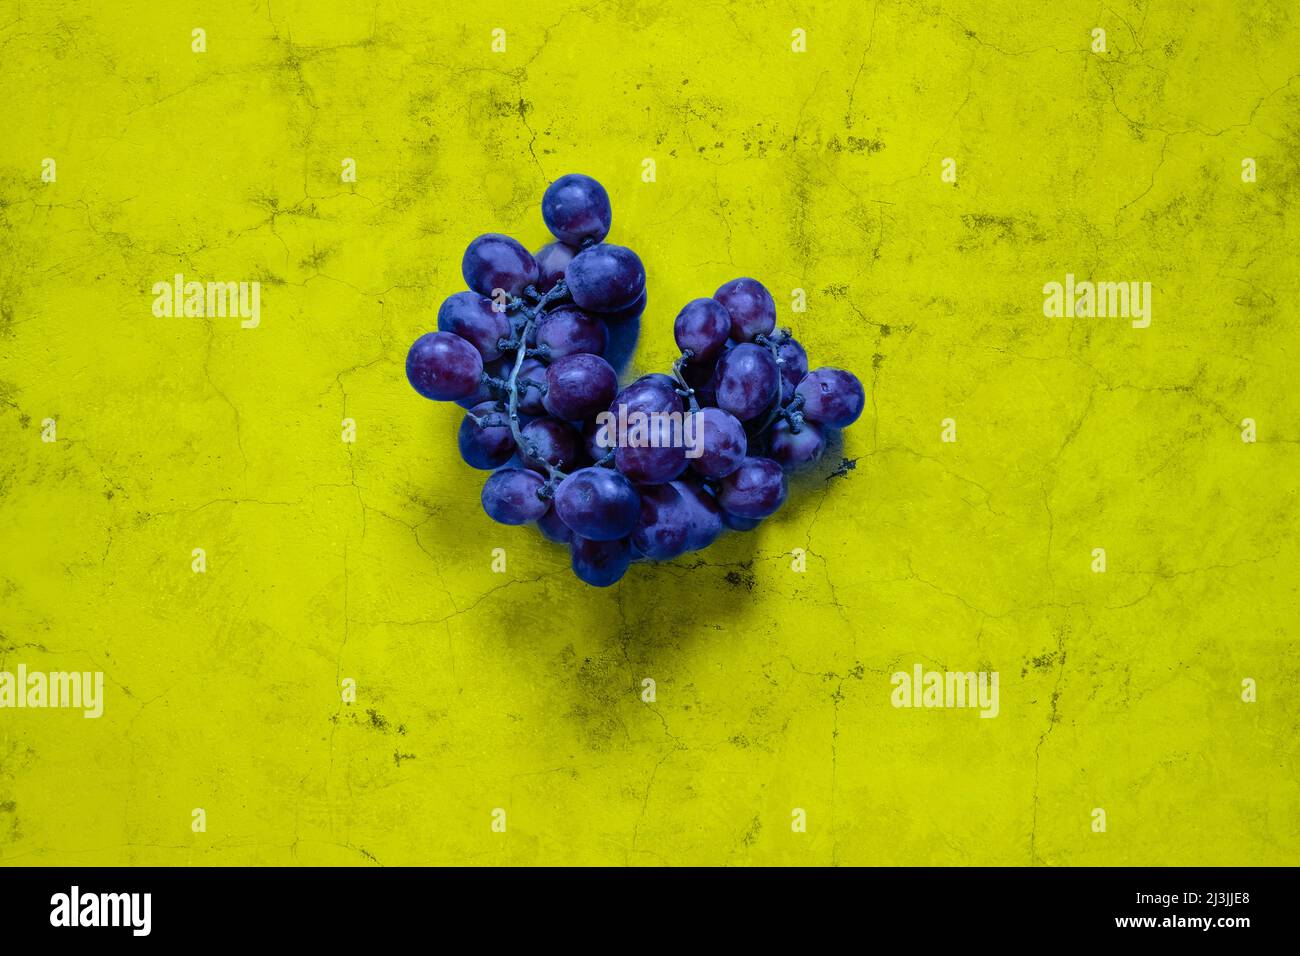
[[404, 173, 864, 586]]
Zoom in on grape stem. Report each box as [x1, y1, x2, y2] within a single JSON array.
[[779, 394, 806, 433], [753, 329, 792, 435], [670, 350, 701, 413], [501, 280, 573, 486]]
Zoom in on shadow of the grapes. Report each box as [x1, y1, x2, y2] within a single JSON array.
[[489, 438, 867, 755], [534, 451, 859, 752], [603, 314, 641, 376], [558, 427, 855, 657]]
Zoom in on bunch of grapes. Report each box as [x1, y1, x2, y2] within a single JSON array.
[[406, 174, 865, 586]]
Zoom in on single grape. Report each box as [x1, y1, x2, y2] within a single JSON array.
[[674, 298, 732, 362], [671, 478, 724, 551], [631, 484, 692, 560], [570, 535, 631, 587], [436, 291, 511, 362], [616, 442, 687, 485], [458, 402, 515, 469], [606, 379, 689, 483], [543, 353, 618, 421], [536, 506, 573, 544], [566, 244, 645, 312], [554, 467, 640, 541], [533, 241, 577, 293], [462, 233, 538, 298], [612, 378, 683, 417], [515, 357, 548, 415], [535, 306, 608, 359], [722, 511, 763, 532], [599, 288, 646, 322], [713, 342, 778, 421], [406, 331, 484, 401], [796, 368, 866, 428], [520, 417, 582, 473], [542, 174, 612, 245], [481, 468, 549, 525], [776, 337, 808, 395], [687, 407, 746, 479], [768, 418, 825, 470], [717, 456, 788, 519], [714, 277, 776, 342]]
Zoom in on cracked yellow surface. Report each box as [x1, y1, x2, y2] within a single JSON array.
[[1, 1, 1297, 865]]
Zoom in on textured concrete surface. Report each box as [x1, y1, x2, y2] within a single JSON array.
[[0, 1, 1297, 865]]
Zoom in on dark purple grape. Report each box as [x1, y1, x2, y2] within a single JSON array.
[[768, 418, 825, 470], [611, 379, 683, 417], [462, 234, 538, 298], [570, 535, 631, 587], [537, 506, 573, 544], [713, 343, 778, 421], [543, 353, 618, 421], [599, 288, 646, 322], [687, 407, 746, 479], [631, 484, 692, 560], [796, 368, 866, 428], [533, 241, 577, 293], [406, 331, 484, 401], [437, 292, 511, 362], [674, 298, 732, 362], [554, 467, 640, 541], [715, 278, 776, 342], [722, 511, 763, 532], [481, 468, 549, 525], [671, 479, 724, 551], [458, 402, 515, 469], [605, 381, 689, 483], [455, 356, 509, 409], [515, 357, 548, 415], [565, 244, 645, 312], [717, 456, 788, 519], [776, 337, 808, 395], [520, 417, 582, 473], [542, 174, 612, 245], [535, 306, 608, 359], [616, 442, 687, 485]]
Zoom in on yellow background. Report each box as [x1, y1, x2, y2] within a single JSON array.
[[1, 0, 1297, 866]]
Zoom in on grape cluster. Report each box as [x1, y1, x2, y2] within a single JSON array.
[[406, 174, 865, 587]]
